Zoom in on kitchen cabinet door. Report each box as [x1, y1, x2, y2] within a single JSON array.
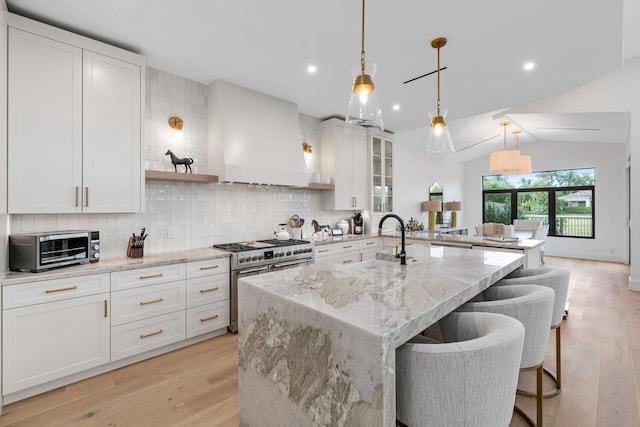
[[3, 293, 110, 394], [83, 51, 141, 213], [8, 28, 82, 213], [321, 118, 369, 210], [371, 134, 394, 214]]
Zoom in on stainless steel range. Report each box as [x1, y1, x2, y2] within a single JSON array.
[[213, 239, 315, 332]]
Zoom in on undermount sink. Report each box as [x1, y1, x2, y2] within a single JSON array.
[[375, 252, 414, 263]]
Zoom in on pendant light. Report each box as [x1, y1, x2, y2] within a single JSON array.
[[503, 130, 533, 175], [425, 37, 454, 154], [345, 0, 383, 132], [489, 121, 521, 174]]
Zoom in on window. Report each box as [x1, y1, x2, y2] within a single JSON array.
[[482, 168, 595, 238]]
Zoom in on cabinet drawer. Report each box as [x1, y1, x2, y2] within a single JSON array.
[[187, 275, 230, 308], [314, 244, 335, 257], [186, 301, 230, 338], [333, 242, 358, 254], [111, 263, 186, 291], [334, 252, 361, 265], [111, 281, 185, 326], [358, 239, 382, 251], [3, 273, 110, 309], [111, 311, 186, 361], [186, 258, 229, 279]]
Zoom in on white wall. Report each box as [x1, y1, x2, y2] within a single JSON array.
[[464, 140, 627, 262], [502, 56, 640, 287], [394, 127, 465, 227]]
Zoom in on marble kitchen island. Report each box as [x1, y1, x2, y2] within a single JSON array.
[[237, 245, 524, 426]]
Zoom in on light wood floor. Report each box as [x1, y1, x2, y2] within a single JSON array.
[[0, 256, 638, 427]]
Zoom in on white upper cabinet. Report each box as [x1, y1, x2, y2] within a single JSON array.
[[7, 16, 144, 214], [320, 118, 369, 210], [8, 28, 83, 213], [371, 133, 394, 214]]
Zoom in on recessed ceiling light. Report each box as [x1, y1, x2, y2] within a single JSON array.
[[307, 65, 317, 74], [392, 104, 400, 111], [523, 62, 535, 71]]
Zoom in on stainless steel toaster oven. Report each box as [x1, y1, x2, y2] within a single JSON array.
[[9, 230, 100, 272]]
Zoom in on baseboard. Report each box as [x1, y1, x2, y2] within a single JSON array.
[[546, 250, 627, 264]]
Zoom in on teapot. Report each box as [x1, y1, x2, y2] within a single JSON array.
[[274, 224, 290, 240]]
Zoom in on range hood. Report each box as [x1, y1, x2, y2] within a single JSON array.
[[207, 80, 308, 187]]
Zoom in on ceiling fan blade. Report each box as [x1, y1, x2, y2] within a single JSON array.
[[403, 66, 447, 84]]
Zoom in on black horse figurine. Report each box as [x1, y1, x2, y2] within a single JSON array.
[[165, 149, 194, 173]]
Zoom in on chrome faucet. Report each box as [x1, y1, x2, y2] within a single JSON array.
[[378, 214, 406, 265]]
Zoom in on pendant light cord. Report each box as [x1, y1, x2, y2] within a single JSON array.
[[360, 0, 366, 77], [436, 45, 441, 116]]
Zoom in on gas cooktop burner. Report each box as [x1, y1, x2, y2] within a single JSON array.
[[213, 239, 310, 253]]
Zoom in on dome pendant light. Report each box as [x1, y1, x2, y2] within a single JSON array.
[[345, 0, 383, 132], [489, 121, 521, 174], [425, 37, 454, 154]]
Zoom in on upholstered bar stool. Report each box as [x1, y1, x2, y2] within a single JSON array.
[[396, 312, 525, 427], [457, 285, 554, 427], [496, 268, 570, 397]]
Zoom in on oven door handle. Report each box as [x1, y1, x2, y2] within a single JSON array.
[[236, 266, 270, 276], [271, 260, 310, 270]]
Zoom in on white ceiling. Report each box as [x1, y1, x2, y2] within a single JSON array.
[[6, 0, 638, 160]]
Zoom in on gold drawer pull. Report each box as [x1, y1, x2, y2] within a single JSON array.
[[140, 298, 163, 306], [140, 273, 163, 280], [200, 287, 219, 293], [199, 265, 219, 271], [342, 260, 353, 264], [366, 242, 375, 245], [104, 300, 108, 318], [140, 329, 163, 339], [46, 286, 77, 294], [342, 245, 353, 249], [318, 249, 330, 253], [200, 314, 219, 322]]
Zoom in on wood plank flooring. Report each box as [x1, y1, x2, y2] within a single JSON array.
[[0, 256, 638, 427]]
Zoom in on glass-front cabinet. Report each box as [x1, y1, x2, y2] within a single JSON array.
[[371, 134, 393, 214]]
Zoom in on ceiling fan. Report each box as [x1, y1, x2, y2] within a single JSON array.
[[403, 66, 447, 85]]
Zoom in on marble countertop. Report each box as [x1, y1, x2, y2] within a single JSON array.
[[1, 247, 231, 286], [239, 244, 523, 347], [383, 230, 544, 249]]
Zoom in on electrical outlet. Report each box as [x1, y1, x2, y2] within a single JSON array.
[[167, 227, 176, 239]]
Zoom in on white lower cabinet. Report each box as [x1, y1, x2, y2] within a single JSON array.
[[111, 311, 186, 361], [314, 244, 335, 264], [2, 291, 110, 394], [1, 257, 230, 402], [316, 238, 383, 265]]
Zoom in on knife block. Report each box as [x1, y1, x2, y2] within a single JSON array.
[[127, 237, 144, 258]]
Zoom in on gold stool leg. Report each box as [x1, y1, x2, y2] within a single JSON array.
[[514, 364, 544, 426], [542, 325, 562, 398]]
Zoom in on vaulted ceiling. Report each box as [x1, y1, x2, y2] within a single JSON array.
[[7, 0, 638, 160]]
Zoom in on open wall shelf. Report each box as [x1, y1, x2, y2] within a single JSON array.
[[145, 170, 219, 184]]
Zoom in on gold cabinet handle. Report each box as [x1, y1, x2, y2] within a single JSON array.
[[200, 314, 219, 322], [75, 187, 79, 207], [199, 265, 219, 271], [140, 273, 163, 280], [139, 298, 163, 306], [85, 187, 89, 207], [342, 259, 353, 264], [318, 249, 329, 253], [199, 287, 219, 293], [342, 245, 353, 249], [140, 329, 163, 339], [104, 299, 108, 318], [46, 286, 77, 294], [366, 241, 375, 245]]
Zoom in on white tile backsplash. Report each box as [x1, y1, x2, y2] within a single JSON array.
[[9, 68, 356, 260]]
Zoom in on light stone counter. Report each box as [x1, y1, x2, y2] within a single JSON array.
[[238, 245, 524, 426], [1, 247, 230, 286]]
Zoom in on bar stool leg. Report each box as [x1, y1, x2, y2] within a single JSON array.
[[542, 325, 562, 398]]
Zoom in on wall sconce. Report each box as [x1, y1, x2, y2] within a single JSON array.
[[302, 142, 313, 155], [444, 201, 462, 227], [168, 116, 184, 140], [421, 200, 442, 231]]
